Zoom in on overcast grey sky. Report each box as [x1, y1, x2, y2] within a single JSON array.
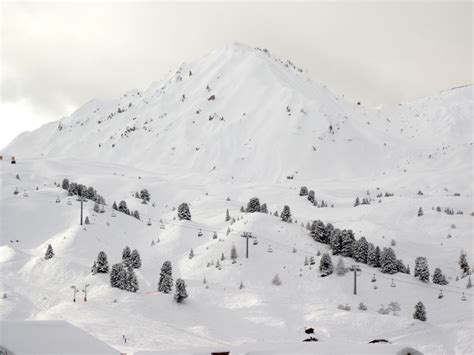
[[1, 1, 472, 148]]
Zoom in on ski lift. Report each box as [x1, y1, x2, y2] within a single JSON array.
[[147, 218, 152, 226], [55, 196, 61, 203], [438, 290, 444, 299], [23, 190, 28, 197], [390, 279, 396, 287], [461, 292, 467, 301], [267, 245, 273, 253], [197, 229, 203, 237], [160, 222, 165, 229], [253, 238, 259, 245], [371, 274, 377, 282], [67, 198, 72, 205], [13, 187, 19, 195], [111, 211, 116, 217]]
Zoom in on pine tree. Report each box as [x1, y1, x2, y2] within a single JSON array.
[[189, 248, 194, 259], [118, 200, 130, 215], [353, 237, 369, 264], [112, 201, 118, 210], [158, 261, 173, 293], [122, 246, 132, 266], [132, 210, 140, 220], [299, 186, 308, 196], [414, 256, 430, 282], [459, 250, 470, 276], [329, 228, 343, 255], [310, 220, 325, 243], [96, 251, 109, 273], [273, 210, 279, 217], [174, 278, 188, 303], [413, 301, 427, 321], [280, 205, 292, 222], [432, 267, 448, 285], [239, 281, 244, 289], [91, 261, 98, 274], [336, 257, 346, 276], [220, 253, 225, 261], [178, 203, 191, 220], [140, 189, 151, 204], [272, 274, 282, 285], [126, 267, 139, 292], [130, 249, 142, 269], [230, 245, 238, 263], [467, 276, 472, 288], [110, 263, 125, 288], [340, 230, 355, 257], [84, 216, 90, 225], [246, 197, 261, 213], [319, 253, 334, 276], [417, 207, 424, 216], [367, 243, 378, 267], [45, 244, 54, 259], [62, 178, 70, 190], [307, 190, 315, 204], [354, 197, 360, 207], [260, 203, 268, 213], [225, 209, 231, 222], [380, 247, 398, 274]]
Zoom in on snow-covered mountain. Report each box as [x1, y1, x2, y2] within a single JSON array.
[[1, 43, 473, 354]]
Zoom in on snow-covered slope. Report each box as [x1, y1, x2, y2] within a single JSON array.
[[1, 43, 473, 354]]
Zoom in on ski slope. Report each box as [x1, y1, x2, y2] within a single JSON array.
[[1, 43, 473, 354]]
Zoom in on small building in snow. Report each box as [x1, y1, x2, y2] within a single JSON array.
[[0, 320, 122, 355]]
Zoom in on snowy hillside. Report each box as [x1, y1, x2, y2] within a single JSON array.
[[1, 43, 473, 354]]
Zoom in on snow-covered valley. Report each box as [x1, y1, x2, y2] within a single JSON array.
[[1, 43, 473, 354]]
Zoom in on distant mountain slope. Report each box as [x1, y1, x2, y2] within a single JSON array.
[[3, 43, 472, 183]]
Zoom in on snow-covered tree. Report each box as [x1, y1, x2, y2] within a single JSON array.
[[112, 201, 118, 210], [126, 267, 139, 292], [380, 247, 398, 274], [329, 228, 343, 255], [340, 230, 355, 258], [417, 207, 424, 217], [225, 209, 231, 222], [246, 197, 261, 213], [84, 216, 90, 225], [260, 203, 268, 213], [122, 246, 132, 266], [353, 237, 369, 264], [299, 186, 308, 196], [336, 257, 346, 276], [459, 250, 470, 277], [132, 210, 140, 220], [467, 276, 472, 289], [414, 256, 430, 282], [110, 263, 125, 288], [230, 245, 238, 263], [307, 190, 315, 204], [140, 189, 150, 204], [354, 197, 360, 207], [189, 248, 194, 259], [272, 274, 282, 286], [178, 203, 191, 220], [96, 251, 109, 273], [413, 301, 426, 321], [310, 220, 326, 243], [118, 200, 130, 215], [158, 261, 173, 293], [432, 267, 448, 285], [319, 253, 334, 276], [174, 278, 188, 303], [280, 205, 292, 222], [45, 244, 54, 259], [130, 249, 142, 269], [61, 178, 70, 190], [91, 261, 98, 274]]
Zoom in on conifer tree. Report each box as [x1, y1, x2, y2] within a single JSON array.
[[280, 205, 292, 222], [96, 251, 109, 273], [158, 261, 173, 293], [380, 247, 398, 274], [91, 261, 98, 274], [118, 200, 130, 215], [225, 209, 231, 222], [45, 244, 54, 259], [260, 203, 268, 213], [132, 210, 140, 220], [230, 245, 238, 263], [130, 249, 142, 269], [178, 203, 192, 220], [307, 190, 315, 204], [467, 276, 472, 289], [84, 216, 90, 225], [340, 230, 355, 257], [459, 250, 470, 276], [62, 178, 70, 190], [246, 197, 261, 213], [354, 197, 360, 207], [112, 201, 118, 210], [140, 189, 151, 204], [353, 237, 369, 264], [174, 278, 188, 303], [126, 267, 139, 292], [310, 220, 325, 243], [272, 274, 282, 285], [110, 263, 125, 288], [329, 228, 343, 255], [417, 207, 424, 216], [299, 186, 308, 196], [122, 246, 132, 266], [336, 257, 346, 276], [432, 267, 448, 285], [319, 253, 334, 276], [189, 248, 194, 259], [413, 301, 427, 321], [414, 256, 430, 282]]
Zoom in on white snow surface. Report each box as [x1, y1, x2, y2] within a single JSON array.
[[1, 43, 473, 354]]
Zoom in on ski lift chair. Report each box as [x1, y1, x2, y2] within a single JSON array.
[[147, 218, 152, 226], [253, 238, 259, 245], [14, 187, 19, 195], [23, 190, 28, 197], [111, 211, 116, 217], [462, 292, 467, 301], [438, 290, 443, 299], [267, 245, 273, 253], [198, 229, 203, 237], [371, 274, 377, 282], [391, 279, 396, 287], [56, 196, 61, 203]]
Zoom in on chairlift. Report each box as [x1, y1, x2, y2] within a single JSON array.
[[197, 229, 203, 237], [461, 292, 467, 301], [67, 198, 72, 205], [438, 290, 444, 299], [147, 218, 152, 226], [371, 274, 377, 282], [111, 211, 116, 217], [267, 245, 273, 253], [55, 196, 61, 203], [23, 190, 28, 197], [390, 279, 396, 287], [253, 238, 259, 245], [14, 187, 19, 195], [160, 222, 165, 229]]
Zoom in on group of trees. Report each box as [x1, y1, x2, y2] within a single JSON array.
[[157, 260, 188, 303], [299, 186, 331, 207], [178, 203, 192, 221], [134, 189, 151, 204], [61, 178, 106, 205], [107, 247, 142, 292], [354, 196, 371, 207], [309, 220, 408, 275], [112, 200, 141, 220]]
